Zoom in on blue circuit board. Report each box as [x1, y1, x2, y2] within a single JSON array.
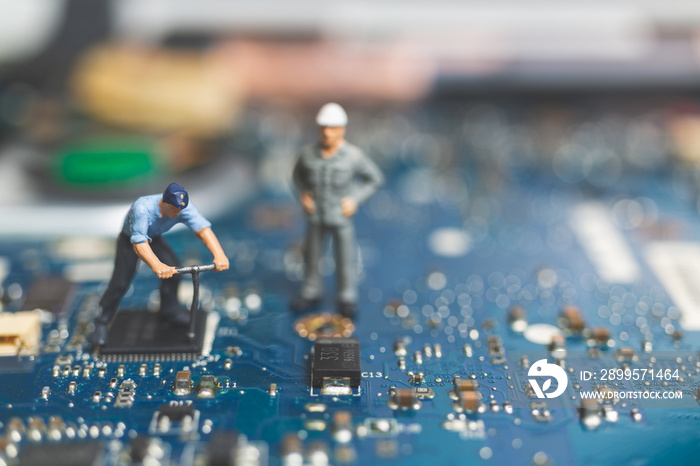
[[1, 101, 700, 466]]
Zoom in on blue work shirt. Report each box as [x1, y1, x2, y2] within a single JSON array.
[[121, 194, 211, 244]]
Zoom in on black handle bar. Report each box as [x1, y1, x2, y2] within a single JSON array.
[[175, 263, 216, 274]]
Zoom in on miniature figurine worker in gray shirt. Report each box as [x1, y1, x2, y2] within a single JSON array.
[[291, 103, 384, 319]]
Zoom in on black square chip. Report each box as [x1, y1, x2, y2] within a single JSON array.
[[312, 337, 361, 389], [100, 310, 207, 355]]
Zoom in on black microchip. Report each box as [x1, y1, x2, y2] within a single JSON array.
[[21, 277, 75, 315], [312, 338, 361, 388], [158, 403, 195, 422], [207, 432, 240, 466], [129, 436, 152, 463], [100, 310, 207, 355], [19, 441, 103, 466]]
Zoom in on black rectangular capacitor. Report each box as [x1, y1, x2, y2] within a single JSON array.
[[312, 338, 361, 388]]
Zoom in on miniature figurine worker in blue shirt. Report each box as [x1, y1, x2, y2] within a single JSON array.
[[291, 103, 384, 319], [92, 183, 229, 345]]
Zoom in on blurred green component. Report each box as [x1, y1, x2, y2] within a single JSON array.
[[54, 137, 162, 187]]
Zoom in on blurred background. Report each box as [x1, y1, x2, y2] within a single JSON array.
[[4, 0, 700, 236]]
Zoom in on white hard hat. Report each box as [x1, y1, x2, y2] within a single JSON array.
[[316, 103, 348, 127]]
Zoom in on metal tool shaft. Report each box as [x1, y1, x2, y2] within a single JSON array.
[[174, 264, 216, 340]]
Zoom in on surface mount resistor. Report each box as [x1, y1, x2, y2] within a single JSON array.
[[173, 371, 193, 396], [451, 376, 481, 412], [281, 434, 303, 466], [507, 306, 528, 333], [615, 347, 637, 362], [559, 306, 586, 335], [587, 327, 612, 347], [414, 351, 423, 365], [332, 411, 353, 443], [393, 339, 407, 357], [388, 387, 422, 410], [197, 375, 217, 398]]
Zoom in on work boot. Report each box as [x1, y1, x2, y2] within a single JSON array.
[[289, 295, 321, 313], [92, 321, 108, 346], [337, 301, 357, 320]]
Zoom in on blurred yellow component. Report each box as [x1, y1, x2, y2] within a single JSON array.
[[71, 44, 241, 136], [0, 311, 42, 356], [669, 113, 700, 163], [294, 312, 355, 341]]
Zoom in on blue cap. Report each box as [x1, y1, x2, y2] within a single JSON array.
[[163, 182, 189, 209]]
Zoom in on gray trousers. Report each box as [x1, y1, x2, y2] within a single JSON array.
[[300, 222, 357, 304]]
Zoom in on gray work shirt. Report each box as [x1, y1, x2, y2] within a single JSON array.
[[293, 142, 384, 226]]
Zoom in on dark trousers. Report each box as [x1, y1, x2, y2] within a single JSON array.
[[97, 233, 181, 325]]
